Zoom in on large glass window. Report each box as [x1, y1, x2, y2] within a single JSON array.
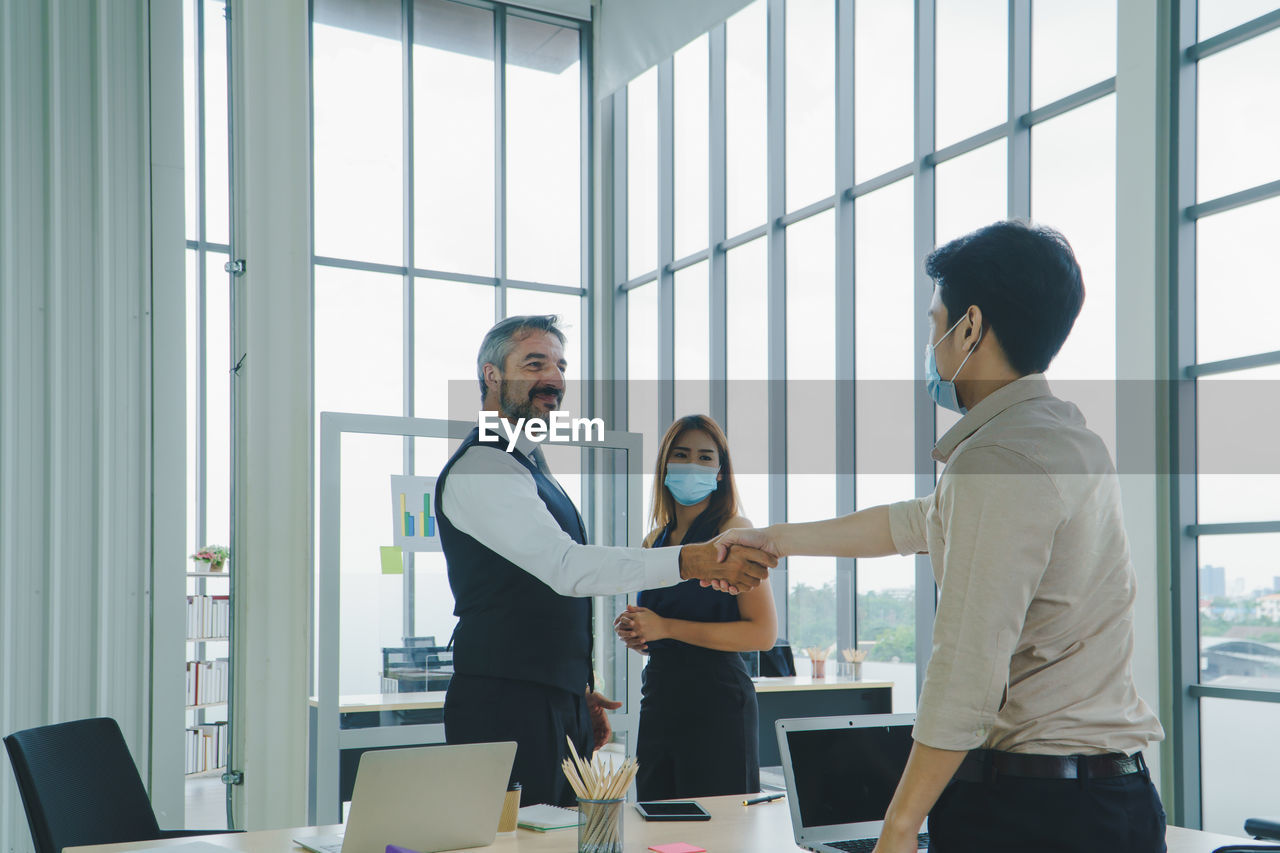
[[1175, 1, 1280, 833], [785, 210, 837, 656], [310, 0, 588, 696], [183, 0, 232, 819], [611, 0, 1118, 707], [854, 177, 917, 713], [725, 1, 767, 238], [934, 0, 1006, 148]]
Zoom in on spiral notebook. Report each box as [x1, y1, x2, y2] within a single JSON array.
[[516, 803, 579, 831]]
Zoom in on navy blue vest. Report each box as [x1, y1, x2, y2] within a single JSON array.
[[436, 427, 593, 695]]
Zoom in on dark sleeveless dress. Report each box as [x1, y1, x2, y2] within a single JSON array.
[[634, 509, 761, 801]]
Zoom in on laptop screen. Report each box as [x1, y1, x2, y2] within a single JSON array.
[[785, 723, 915, 828]]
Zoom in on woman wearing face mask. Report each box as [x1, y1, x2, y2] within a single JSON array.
[[614, 414, 778, 802]]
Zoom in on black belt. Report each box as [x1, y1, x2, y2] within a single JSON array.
[[953, 749, 1147, 783]]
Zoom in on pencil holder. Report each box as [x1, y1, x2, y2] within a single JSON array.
[[577, 796, 624, 853]]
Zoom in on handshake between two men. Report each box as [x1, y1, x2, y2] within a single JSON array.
[[676, 526, 781, 595]]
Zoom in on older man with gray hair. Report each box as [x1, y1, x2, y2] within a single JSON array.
[[435, 314, 775, 807]]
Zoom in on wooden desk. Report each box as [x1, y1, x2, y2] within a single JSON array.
[[310, 677, 894, 796], [68, 795, 1253, 853]]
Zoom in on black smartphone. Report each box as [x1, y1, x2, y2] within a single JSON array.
[[634, 800, 712, 821]]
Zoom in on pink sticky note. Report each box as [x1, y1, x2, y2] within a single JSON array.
[[648, 844, 706, 853]]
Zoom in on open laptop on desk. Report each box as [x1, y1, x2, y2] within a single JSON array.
[[294, 741, 515, 853], [776, 714, 928, 853]]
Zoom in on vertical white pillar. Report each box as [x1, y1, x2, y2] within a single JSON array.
[[227, 0, 313, 830], [1115, 0, 1174, 795], [148, 0, 189, 830]]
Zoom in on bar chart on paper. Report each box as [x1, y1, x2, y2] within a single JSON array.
[[399, 491, 435, 538], [390, 475, 442, 552]]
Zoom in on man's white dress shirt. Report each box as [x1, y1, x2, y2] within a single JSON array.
[[440, 430, 682, 597]]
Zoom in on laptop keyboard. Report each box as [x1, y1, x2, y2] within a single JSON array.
[[827, 832, 930, 852]]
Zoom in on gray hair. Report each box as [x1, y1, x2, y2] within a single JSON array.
[[476, 315, 566, 400]]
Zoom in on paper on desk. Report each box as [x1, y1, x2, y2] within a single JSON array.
[[516, 803, 578, 831]]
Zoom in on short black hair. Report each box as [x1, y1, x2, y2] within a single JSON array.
[[925, 220, 1084, 375]]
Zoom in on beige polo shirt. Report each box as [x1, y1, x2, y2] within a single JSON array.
[[888, 374, 1164, 755]]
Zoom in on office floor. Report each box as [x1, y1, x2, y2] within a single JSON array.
[[185, 776, 228, 830]]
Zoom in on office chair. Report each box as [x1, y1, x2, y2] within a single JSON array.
[[4, 717, 239, 853], [1209, 816, 1280, 852], [1246, 818, 1280, 842], [759, 641, 796, 677]]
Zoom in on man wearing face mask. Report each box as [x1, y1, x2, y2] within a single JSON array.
[[714, 222, 1165, 853], [435, 315, 777, 808]]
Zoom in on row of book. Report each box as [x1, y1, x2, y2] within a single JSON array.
[[186, 658, 229, 706], [186, 722, 228, 775], [187, 594, 230, 639]]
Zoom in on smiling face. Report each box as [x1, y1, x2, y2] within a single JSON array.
[[485, 329, 567, 420]]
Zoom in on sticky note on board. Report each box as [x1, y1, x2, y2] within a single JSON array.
[[380, 545, 404, 575], [649, 844, 706, 853]]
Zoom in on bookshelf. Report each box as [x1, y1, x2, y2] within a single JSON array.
[[186, 701, 227, 710], [186, 566, 229, 776]]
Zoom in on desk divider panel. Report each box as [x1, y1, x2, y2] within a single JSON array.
[[312, 413, 643, 824]]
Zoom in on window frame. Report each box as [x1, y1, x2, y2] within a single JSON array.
[[608, 0, 1118, 697], [1169, 0, 1280, 829], [307, 0, 593, 639]]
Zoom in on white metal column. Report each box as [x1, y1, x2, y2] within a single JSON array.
[[1115, 0, 1174, 799], [148, 0, 190, 829], [227, 0, 313, 831]]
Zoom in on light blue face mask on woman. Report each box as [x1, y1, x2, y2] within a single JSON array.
[[924, 315, 983, 414], [664, 462, 720, 506]]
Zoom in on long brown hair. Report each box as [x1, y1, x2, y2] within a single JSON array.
[[648, 415, 741, 542]]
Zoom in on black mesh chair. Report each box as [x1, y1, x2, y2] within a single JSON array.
[[4, 717, 239, 853]]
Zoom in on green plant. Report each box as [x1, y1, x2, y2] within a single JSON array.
[[191, 545, 230, 567]]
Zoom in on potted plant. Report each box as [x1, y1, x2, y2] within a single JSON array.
[[191, 545, 230, 573]]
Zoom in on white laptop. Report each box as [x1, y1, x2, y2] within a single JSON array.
[[295, 741, 516, 853], [776, 714, 928, 853]]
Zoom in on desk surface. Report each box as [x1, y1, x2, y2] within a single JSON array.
[[753, 675, 892, 694], [310, 675, 890, 713], [69, 795, 1251, 853]]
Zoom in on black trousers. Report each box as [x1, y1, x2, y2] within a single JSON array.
[[635, 649, 759, 802], [927, 765, 1167, 853], [443, 673, 591, 808]]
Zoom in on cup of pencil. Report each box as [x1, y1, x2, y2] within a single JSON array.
[[841, 647, 868, 680], [562, 736, 637, 853], [576, 797, 624, 853]]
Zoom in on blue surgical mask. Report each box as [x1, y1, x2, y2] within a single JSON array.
[[924, 315, 983, 414], [664, 462, 720, 506]]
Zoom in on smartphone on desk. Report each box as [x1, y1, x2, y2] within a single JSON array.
[[634, 801, 712, 821]]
